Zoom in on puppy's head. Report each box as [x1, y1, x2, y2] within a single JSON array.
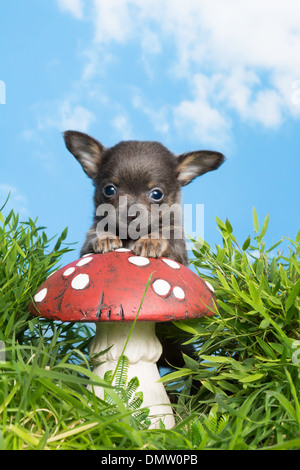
[[64, 131, 225, 236]]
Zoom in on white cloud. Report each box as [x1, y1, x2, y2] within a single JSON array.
[[111, 113, 133, 140], [249, 90, 283, 128], [22, 100, 95, 172], [56, 0, 84, 19], [173, 74, 230, 146], [59, 101, 95, 132], [36, 100, 95, 133], [174, 99, 229, 146], [133, 94, 170, 135], [176, 69, 284, 135], [93, 0, 134, 43], [216, 68, 260, 118], [56, 0, 300, 144]]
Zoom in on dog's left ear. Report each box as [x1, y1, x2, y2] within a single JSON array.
[[64, 130, 106, 180], [175, 150, 225, 186]]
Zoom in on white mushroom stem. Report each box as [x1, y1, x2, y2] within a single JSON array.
[[89, 322, 175, 429]]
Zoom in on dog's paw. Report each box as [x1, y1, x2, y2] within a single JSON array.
[[93, 234, 123, 253], [133, 237, 169, 258]]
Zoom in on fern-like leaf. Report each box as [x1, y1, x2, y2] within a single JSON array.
[[125, 377, 140, 402], [100, 355, 150, 428], [129, 391, 144, 410], [114, 355, 129, 390]]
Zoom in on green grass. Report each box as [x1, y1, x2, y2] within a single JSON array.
[[0, 204, 299, 450]]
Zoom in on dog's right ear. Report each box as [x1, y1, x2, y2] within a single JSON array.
[[63, 131, 105, 179]]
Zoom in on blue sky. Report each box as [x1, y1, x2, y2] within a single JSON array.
[[1, 0, 300, 266]]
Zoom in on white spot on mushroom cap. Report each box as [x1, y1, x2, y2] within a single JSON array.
[[162, 259, 180, 269], [34, 288, 47, 303], [71, 274, 90, 290], [128, 256, 150, 266], [115, 248, 131, 252], [152, 279, 171, 297], [76, 256, 93, 267], [173, 286, 185, 300], [205, 281, 215, 293], [63, 267, 76, 277]]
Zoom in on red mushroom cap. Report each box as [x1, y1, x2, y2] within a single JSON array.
[[29, 249, 216, 322]]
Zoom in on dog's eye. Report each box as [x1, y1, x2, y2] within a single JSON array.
[[103, 184, 117, 197], [149, 188, 164, 202]]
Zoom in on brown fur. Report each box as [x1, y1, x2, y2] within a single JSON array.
[[64, 131, 225, 267], [64, 131, 225, 369]]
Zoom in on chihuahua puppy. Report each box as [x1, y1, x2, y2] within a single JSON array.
[[64, 131, 225, 264], [64, 131, 225, 367]]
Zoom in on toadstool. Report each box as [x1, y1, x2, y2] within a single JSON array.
[[29, 249, 216, 429]]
